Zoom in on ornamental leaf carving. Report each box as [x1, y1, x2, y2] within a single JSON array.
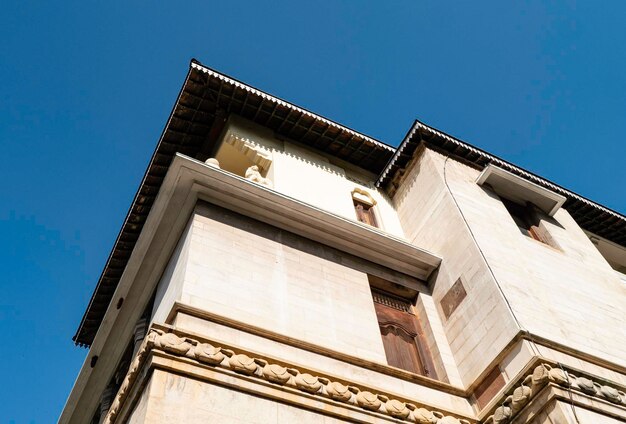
[[355, 390, 382, 411], [325, 381, 353, 402], [385, 399, 410, 419], [262, 363, 296, 385], [293, 373, 323, 394], [228, 354, 259, 375]]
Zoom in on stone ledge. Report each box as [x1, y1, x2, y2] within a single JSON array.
[[481, 360, 626, 424], [104, 324, 626, 424], [105, 325, 475, 424], [167, 302, 467, 396]]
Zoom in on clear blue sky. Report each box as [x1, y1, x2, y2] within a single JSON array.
[[1, 1, 625, 422]]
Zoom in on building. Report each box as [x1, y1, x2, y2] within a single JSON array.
[[60, 60, 626, 424]]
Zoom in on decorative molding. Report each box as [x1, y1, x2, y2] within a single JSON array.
[[167, 302, 463, 394], [483, 362, 626, 424], [103, 326, 626, 424], [104, 327, 474, 424], [372, 290, 412, 313], [476, 165, 566, 217], [245, 165, 273, 188], [224, 133, 273, 173], [352, 187, 377, 206]]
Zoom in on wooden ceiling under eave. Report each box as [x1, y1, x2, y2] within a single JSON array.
[[73, 60, 394, 347]]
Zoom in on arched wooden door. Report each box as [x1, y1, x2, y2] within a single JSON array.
[[372, 290, 437, 378]]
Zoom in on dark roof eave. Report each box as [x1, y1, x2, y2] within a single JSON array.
[[73, 60, 394, 347], [377, 119, 626, 247], [74, 63, 626, 348]]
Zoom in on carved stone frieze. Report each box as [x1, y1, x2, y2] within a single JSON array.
[[484, 363, 626, 424], [384, 398, 412, 419], [293, 372, 325, 393], [224, 134, 273, 172], [355, 390, 383, 411], [324, 381, 355, 402], [105, 329, 625, 424], [103, 328, 473, 424]]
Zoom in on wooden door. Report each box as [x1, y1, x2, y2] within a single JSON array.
[[372, 291, 437, 378], [354, 200, 378, 227]]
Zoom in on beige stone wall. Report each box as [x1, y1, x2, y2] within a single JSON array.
[[152, 201, 391, 363], [393, 148, 519, 386], [126, 375, 152, 424], [523, 399, 625, 424], [129, 370, 356, 423], [395, 146, 626, 386], [427, 149, 626, 369], [151, 219, 192, 324], [172, 313, 474, 415]]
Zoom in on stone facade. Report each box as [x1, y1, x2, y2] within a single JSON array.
[[60, 66, 626, 424]]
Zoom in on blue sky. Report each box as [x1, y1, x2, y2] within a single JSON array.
[[1, 1, 625, 422]]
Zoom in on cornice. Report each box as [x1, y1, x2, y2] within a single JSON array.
[[168, 154, 442, 279], [103, 326, 626, 424], [167, 302, 467, 396], [190, 61, 394, 153], [481, 360, 626, 424], [104, 325, 475, 424]]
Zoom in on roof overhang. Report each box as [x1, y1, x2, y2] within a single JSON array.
[[73, 60, 394, 347], [74, 63, 626, 348], [377, 119, 626, 247], [476, 165, 566, 216]]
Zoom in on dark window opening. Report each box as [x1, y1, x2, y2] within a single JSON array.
[[354, 199, 378, 227], [502, 199, 557, 247], [371, 288, 437, 378]]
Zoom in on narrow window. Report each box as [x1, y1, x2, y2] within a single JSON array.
[[352, 188, 379, 228], [371, 289, 437, 378], [354, 199, 378, 227], [502, 198, 557, 247]]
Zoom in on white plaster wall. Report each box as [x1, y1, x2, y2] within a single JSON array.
[[393, 148, 519, 386], [216, 116, 404, 237], [397, 147, 626, 383]]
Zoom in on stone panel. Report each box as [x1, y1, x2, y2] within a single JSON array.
[[422, 149, 626, 370], [139, 370, 362, 423], [393, 148, 519, 386], [153, 201, 392, 363]]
